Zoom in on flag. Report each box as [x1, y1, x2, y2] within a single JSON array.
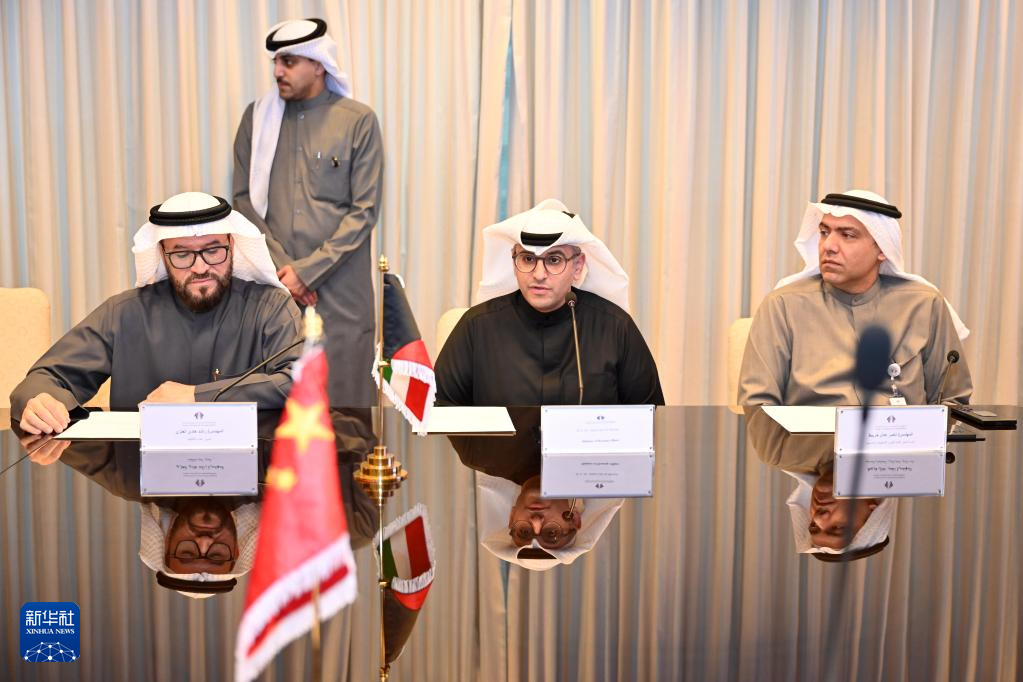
[[235, 344, 356, 682], [375, 503, 435, 664], [372, 273, 436, 435]]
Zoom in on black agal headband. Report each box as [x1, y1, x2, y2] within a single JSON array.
[[149, 196, 232, 227], [266, 18, 328, 51], [821, 193, 902, 219]]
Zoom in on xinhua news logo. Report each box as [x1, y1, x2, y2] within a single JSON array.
[[20, 602, 81, 663]]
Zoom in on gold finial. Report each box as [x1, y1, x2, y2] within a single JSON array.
[[303, 306, 324, 341], [378, 254, 390, 273], [354, 445, 407, 507]]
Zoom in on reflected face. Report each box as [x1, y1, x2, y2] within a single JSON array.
[[508, 475, 581, 550], [809, 472, 880, 550], [512, 245, 585, 313], [165, 499, 238, 574], [161, 234, 233, 313], [817, 214, 886, 294], [273, 54, 325, 101]]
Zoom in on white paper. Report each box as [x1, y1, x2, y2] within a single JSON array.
[[425, 406, 514, 434], [56, 411, 141, 440], [761, 406, 837, 433]]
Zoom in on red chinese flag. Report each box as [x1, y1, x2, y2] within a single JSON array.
[[235, 348, 356, 682]]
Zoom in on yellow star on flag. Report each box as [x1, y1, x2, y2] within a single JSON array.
[[266, 466, 297, 492], [276, 400, 335, 454]]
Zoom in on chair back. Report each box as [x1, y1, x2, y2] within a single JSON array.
[[436, 307, 469, 355], [727, 317, 753, 413], [0, 288, 51, 408]]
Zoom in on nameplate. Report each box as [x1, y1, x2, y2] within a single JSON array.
[[140, 449, 258, 496], [834, 451, 945, 498], [540, 405, 654, 454], [541, 452, 653, 498], [139, 402, 257, 450], [834, 405, 947, 454]]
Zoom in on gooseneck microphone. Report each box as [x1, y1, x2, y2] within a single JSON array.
[[565, 292, 584, 405], [935, 350, 960, 404], [854, 326, 892, 396], [212, 338, 305, 401]]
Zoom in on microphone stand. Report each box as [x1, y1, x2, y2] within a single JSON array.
[[566, 293, 584, 405], [211, 337, 305, 401]]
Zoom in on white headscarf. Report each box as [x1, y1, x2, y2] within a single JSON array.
[[476, 472, 623, 571], [776, 189, 969, 339], [784, 471, 895, 555], [249, 18, 353, 219], [132, 191, 285, 289], [139, 502, 260, 599], [475, 199, 631, 312]]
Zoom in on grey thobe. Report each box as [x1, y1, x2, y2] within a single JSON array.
[[9, 278, 302, 416], [233, 88, 383, 406], [738, 275, 972, 406]]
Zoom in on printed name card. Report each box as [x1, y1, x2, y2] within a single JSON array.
[[140, 402, 257, 450], [140, 449, 258, 496], [833, 405, 948, 498], [540, 405, 655, 498]]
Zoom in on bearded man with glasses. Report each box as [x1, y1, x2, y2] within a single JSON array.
[[10, 192, 303, 434], [436, 199, 663, 406]]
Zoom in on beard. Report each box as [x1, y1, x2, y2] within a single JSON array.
[[171, 266, 232, 313]]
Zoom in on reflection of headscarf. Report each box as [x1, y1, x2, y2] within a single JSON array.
[[775, 189, 969, 340], [475, 199, 631, 312], [132, 192, 284, 289], [784, 472, 895, 555], [139, 502, 260, 599], [477, 473, 622, 571], [249, 18, 352, 219]]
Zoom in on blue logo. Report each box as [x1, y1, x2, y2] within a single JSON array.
[[20, 602, 80, 663]]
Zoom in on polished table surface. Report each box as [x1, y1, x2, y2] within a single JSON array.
[[1, 406, 1020, 682]]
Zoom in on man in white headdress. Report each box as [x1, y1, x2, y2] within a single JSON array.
[[232, 17, 383, 407], [739, 190, 972, 406], [10, 192, 302, 434], [435, 199, 663, 406]]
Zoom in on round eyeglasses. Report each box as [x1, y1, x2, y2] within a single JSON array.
[[171, 539, 234, 564], [512, 251, 578, 275], [508, 499, 579, 548], [164, 245, 231, 270]]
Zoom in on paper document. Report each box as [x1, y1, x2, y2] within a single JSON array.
[[762, 406, 837, 433], [425, 406, 515, 434], [56, 411, 141, 440]]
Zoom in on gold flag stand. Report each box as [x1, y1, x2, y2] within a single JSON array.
[[354, 255, 409, 682]]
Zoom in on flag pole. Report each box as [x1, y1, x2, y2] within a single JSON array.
[[311, 582, 322, 682], [376, 255, 388, 442]]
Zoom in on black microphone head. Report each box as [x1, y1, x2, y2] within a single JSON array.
[[855, 325, 892, 392], [564, 291, 578, 306], [946, 350, 960, 364]]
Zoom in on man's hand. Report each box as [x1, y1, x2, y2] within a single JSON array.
[[145, 381, 197, 403], [277, 265, 318, 306], [25, 437, 71, 466], [19, 393, 71, 435]]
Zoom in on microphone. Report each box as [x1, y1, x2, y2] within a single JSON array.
[[565, 292, 584, 405], [935, 350, 960, 404], [854, 326, 892, 396], [212, 338, 304, 401]]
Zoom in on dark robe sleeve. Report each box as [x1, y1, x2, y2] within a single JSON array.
[[618, 317, 665, 405], [232, 102, 293, 269], [434, 314, 475, 407], [193, 293, 302, 407], [9, 300, 115, 419]]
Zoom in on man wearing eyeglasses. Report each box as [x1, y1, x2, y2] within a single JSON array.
[[435, 199, 663, 406], [10, 192, 303, 434]]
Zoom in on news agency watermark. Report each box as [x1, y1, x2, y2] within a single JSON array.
[[20, 602, 80, 663]]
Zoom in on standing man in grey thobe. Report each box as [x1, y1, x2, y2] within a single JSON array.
[[233, 18, 383, 407]]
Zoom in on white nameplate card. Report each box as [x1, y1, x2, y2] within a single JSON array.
[[140, 449, 258, 496], [834, 405, 948, 498], [834, 451, 945, 498], [540, 405, 655, 498], [834, 405, 947, 454], [140, 402, 258, 450]]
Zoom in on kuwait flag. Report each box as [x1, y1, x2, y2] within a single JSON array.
[[234, 343, 356, 682], [375, 503, 435, 664], [372, 273, 436, 435]]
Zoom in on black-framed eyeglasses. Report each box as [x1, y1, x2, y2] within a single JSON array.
[[508, 499, 579, 547], [512, 251, 578, 275], [163, 245, 231, 270], [170, 539, 234, 564]]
